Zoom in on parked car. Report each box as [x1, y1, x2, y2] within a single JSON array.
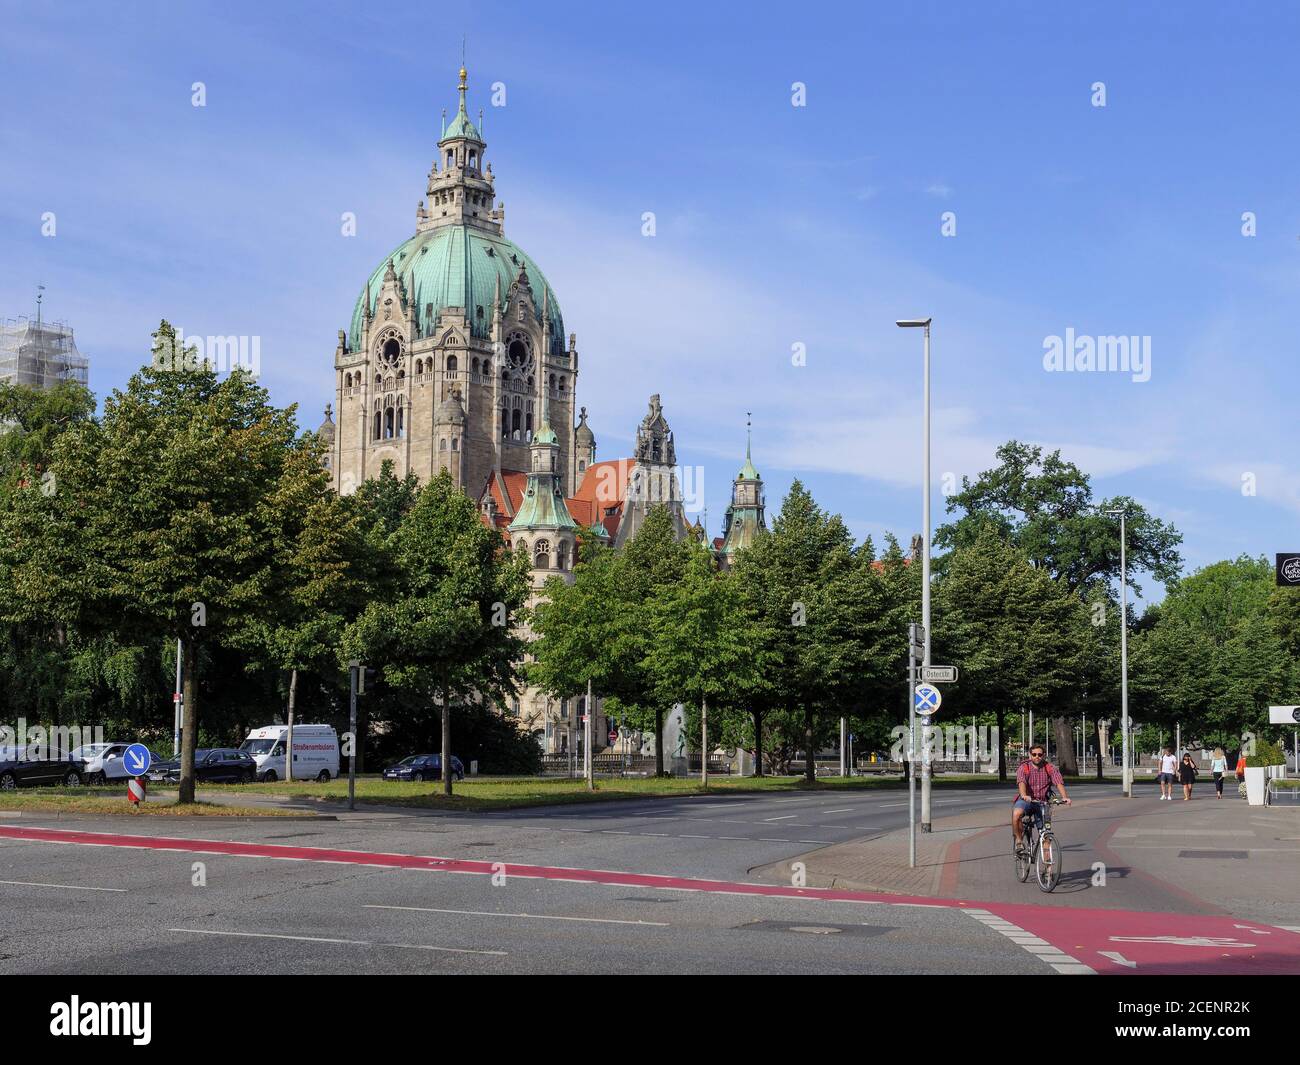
[[147, 748, 256, 784], [71, 742, 159, 784], [239, 724, 339, 782], [0, 746, 86, 790], [382, 754, 464, 782]]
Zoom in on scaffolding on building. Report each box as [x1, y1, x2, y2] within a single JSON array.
[[0, 313, 89, 390]]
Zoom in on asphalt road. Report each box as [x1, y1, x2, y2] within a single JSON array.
[[0, 783, 1280, 975]]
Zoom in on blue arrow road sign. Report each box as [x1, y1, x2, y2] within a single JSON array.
[[914, 684, 942, 713], [123, 743, 152, 776]]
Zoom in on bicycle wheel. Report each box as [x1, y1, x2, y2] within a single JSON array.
[[1036, 830, 1062, 892], [1015, 826, 1033, 882]]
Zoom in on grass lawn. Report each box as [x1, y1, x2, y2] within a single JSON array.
[[0, 785, 299, 817], [213, 770, 1117, 812]]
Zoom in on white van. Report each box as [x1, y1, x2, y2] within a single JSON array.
[[239, 724, 339, 782]]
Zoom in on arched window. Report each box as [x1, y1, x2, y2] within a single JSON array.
[[468, 151, 477, 170], [397, 369, 405, 384], [578, 460, 586, 473], [382, 338, 401, 362], [439, 438, 447, 451], [501, 405, 510, 439], [344, 372, 352, 388], [415, 359, 423, 375], [375, 374, 381, 388], [557, 541, 569, 571], [446, 354, 457, 374], [446, 150, 454, 168], [451, 437, 459, 451], [373, 411, 381, 440], [502, 371, 510, 384], [559, 376, 567, 394], [396, 405, 404, 437], [511, 408, 522, 438], [549, 373, 557, 390], [472, 357, 480, 375], [534, 539, 551, 569]]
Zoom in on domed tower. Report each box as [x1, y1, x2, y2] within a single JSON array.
[[508, 399, 578, 592], [316, 405, 336, 477], [331, 67, 581, 498], [718, 414, 767, 567], [435, 388, 467, 489], [573, 405, 596, 481]]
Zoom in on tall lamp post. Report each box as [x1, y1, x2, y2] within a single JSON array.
[[897, 317, 933, 831], [1104, 508, 1131, 797]]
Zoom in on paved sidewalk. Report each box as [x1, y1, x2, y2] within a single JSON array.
[[752, 790, 1300, 926]]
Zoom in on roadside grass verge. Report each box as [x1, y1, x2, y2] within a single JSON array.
[[0, 786, 298, 816], [211, 771, 1119, 812]]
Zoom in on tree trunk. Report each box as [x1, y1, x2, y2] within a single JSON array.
[[752, 709, 764, 777], [654, 707, 664, 777], [286, 668, 297, 783], [1052, 715, 1078, 775], [804, 707, 815, 785], [996, 708, 1007, 783], [441, 674, 453, 796], [700, 697, 708, 791], [179, 636, 199, 804]]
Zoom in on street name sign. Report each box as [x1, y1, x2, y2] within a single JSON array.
[[1268, 706, 1300, 725], [922, 666, 958, 683]]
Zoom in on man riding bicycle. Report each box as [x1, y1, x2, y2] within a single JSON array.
[[1013, 745, 1071, 855]]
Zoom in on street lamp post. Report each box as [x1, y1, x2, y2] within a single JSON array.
[[1105, 508, 1131, 797], [897, 317, 933, 832]]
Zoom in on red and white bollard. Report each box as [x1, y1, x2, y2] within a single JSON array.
[[127, 776, 146, 812]]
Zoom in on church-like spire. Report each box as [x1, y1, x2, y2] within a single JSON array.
[[738, 410, 760, 481]]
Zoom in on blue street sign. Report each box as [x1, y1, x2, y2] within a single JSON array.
[[123, 743, 152, 776], [914, 684, 942, 714]]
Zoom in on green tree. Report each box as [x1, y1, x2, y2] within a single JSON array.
[[936, 440, 1182, 772], [933, 526, 1089, 780], [341, 470, 530, 795], [0, 322, 319, 802], [645, 543, 753, 787]]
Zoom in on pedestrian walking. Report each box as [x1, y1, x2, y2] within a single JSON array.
[[1158, 747, 1177, 800], [1210, 746, 1227, 799], [1179, 752, 1197, 800]]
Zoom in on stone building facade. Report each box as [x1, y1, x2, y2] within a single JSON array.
[[328, 68, 765, 754]]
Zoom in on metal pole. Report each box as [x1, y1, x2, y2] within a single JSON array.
[[1119, 509, 1130, 796], [908, 659, 916, 868], [921, 321, 933, 832], [585, 681, 594, 791], [348, 663, 358, 812], [1083, 712, 1087, 775], [701, 696, 709, 789], [839, 717, 846, 778], [172, 638, 183, 758]]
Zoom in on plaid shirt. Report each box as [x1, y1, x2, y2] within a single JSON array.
[[1016, 759, 1064, 802]]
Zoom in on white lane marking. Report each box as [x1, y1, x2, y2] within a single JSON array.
[[962, 908, 1096, 974], [1099, 951, 1138, 968], [170, 928, 366, 945], [822, 808, 855, 814], [169, 927, 507, 955], [764, 815, 798, 821], [0, 879, 127, 893], [364, 904, 669, 927]]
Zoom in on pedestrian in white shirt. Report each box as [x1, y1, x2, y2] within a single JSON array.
[[1158, 747, 1177, 800]]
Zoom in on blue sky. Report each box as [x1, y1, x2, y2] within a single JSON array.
[[3, 0, 1298, 603]]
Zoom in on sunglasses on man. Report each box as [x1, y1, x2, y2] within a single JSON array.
[[1029, 750, 1045, 758]]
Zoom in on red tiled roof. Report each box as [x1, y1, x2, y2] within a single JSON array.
[[475, 460, 636, 543]]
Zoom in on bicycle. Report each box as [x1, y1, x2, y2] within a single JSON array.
[[1014, 795, 1064, 892]]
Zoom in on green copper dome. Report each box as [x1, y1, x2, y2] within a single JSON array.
[[442, 109, 482, 143], [349, 226, 565, 352]]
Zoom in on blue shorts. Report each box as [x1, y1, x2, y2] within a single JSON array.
[[1014, 797, 1044, 827], [1157, 772, 1173, 784]]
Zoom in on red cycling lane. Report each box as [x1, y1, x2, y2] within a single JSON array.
[[3, 823, 1297, 974]]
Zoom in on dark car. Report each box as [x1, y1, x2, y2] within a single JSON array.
[[0, 746, 85, 790], [147, 748, 256, 784], [382, 754, 464, 782]]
